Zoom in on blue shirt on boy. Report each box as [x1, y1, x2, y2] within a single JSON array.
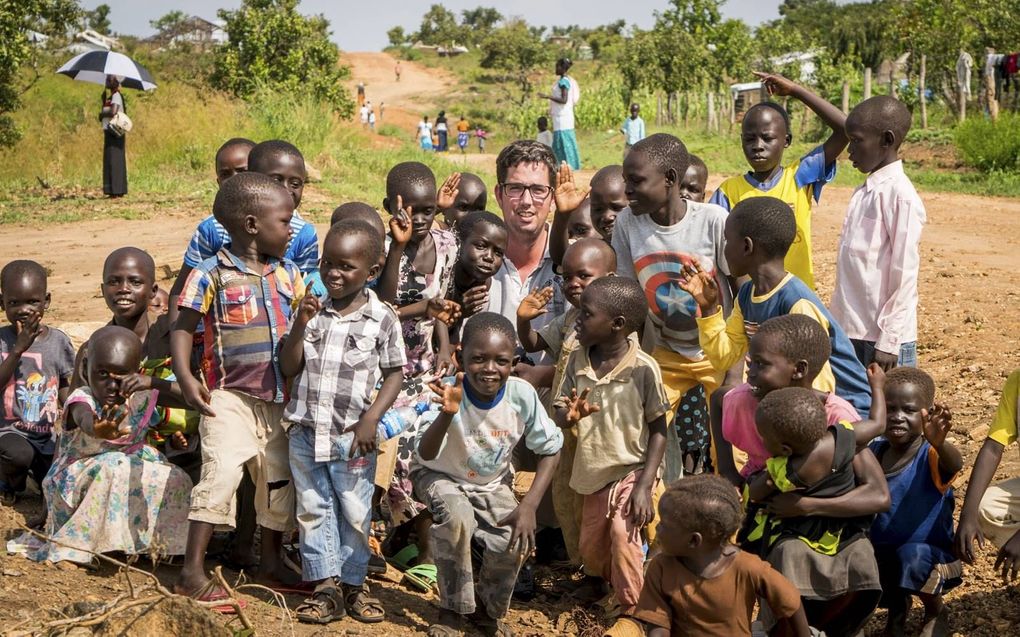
[[183, 211, 319, 275]]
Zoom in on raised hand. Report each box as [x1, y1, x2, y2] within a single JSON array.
[[678, 262, 719, 313], [427, 298, 462, 325], [565, 387, 600, 424], [866, 362, 886, 391], [93, 403, 129, 440], [295, 293, 321, 325], [437, 173, 462, 211], [753, 71, 798, 97], [429, 372, 464, 415], [389, 194, 413, 245], [554, 162, 589, 215], [13, 311, 43, 354], [922, 403, 953, 450], [517, 286, 554, 322]]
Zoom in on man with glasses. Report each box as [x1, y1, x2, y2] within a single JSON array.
[[491, 141, 565, 386]]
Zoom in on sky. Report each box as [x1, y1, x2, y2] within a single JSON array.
[[80, 0, 784, 52]]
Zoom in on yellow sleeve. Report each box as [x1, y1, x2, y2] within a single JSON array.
[[696, 303, 747, 370], [788, 299, 836, 393], [989, 370, 1020, 447]]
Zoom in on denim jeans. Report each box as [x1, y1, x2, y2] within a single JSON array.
[[288, 425, 376, 584], [850, 339, 917, 368]]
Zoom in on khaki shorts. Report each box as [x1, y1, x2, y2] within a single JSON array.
[[188, 389, 294, 531], [979, 476, 1020, 548]]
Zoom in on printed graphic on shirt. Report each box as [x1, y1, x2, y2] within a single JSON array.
[[463, 425, 514, 479], [633, 252, 713, 334], [2, 353, 59, 435]]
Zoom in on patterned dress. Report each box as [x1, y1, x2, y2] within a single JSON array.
[[388, 229, 458, 524], [29, 388, 192, 564]]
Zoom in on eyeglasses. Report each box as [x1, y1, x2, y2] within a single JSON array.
[[500, 182, 552, 201]]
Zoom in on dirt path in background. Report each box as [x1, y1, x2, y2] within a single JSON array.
[[2, 51, 1020, 636]]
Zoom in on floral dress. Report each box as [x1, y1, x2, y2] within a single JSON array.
[[388, 228, 458, 524], [28, 388, 192, 564]]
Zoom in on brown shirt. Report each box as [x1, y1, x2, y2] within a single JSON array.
[[634, 550, 802, 636]]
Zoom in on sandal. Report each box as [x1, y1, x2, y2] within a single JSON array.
[[192, 588, 247, 615], [342, 582, 385, 623], [295, 587, 344, 625], [403, 563, 439, 595], [387, 543, 419, 570]]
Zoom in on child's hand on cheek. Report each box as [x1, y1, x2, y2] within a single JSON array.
[[437, 173, 461, 211], [13, 311, 42, 354], [389, 195, 413, 245], [679, 263, 719, 315]]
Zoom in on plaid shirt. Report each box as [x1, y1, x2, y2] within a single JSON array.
[[179, 249, 304, 403], [283, 289, 406, 462]]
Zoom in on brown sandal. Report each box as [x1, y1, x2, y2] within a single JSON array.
[[296, 587, 344, 625], [342, 582, 385, 623]]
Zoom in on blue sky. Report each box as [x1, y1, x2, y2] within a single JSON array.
[[80, 0, 784, 52]]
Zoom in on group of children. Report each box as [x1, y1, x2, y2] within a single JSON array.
[[0, 71, 1014, 637], [419, 114, 485, 154]]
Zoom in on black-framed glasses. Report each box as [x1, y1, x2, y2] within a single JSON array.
[[500, 182, 552, 201]]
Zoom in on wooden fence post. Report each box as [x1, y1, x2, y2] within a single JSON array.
[[841, 80, 850, 114], [707, 91, 716, 132], [864, 67, 872, 100], [919, 54, 928, 129], [958, 82, 966, 122]]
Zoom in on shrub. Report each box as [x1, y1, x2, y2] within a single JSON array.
[[955, 113, 1020, 172]]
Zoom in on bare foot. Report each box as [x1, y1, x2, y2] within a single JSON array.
[[920, 605, 949, 637]]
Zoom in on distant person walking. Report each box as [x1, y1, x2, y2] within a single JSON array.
[[541, 57, 581, 169], [456, 115, 470, 153], [357, 81, 366, 107], [395, 61, 402, 82], [435, 110, 449, 152], [100, 75, 127, 197], [417, 115, 433, 151]]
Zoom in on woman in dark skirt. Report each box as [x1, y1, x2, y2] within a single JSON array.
[[100, 75, 127, 197]]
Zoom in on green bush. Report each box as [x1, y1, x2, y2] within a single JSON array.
[[955, 113, 1020, 172]]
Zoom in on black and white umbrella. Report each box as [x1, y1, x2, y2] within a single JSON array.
[[57, 50, 157, 91]]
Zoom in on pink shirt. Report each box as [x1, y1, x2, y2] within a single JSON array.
[[829, 161, 926, 353], [722, 383, 860, 478]]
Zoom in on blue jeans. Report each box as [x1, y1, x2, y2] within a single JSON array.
[[288, 425, 376, 584], [850, 339, 917, 368]]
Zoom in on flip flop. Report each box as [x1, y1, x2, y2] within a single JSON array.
[[386, 543, 419, 571], [193, 589, 247, 615], [403, 563, 439, 595]]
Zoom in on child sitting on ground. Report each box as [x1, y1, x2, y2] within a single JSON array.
[[956, 368, 1020, 583], [172, 173, 306, 603], [280, 220, 406, 625], [446, 211, 508, 327], [679, 154, 709, 203], [32, 326, 191, 564], [869, 368, 962, 637], [830, 96, 926, 370], [413, 312, 563, 637], [629, 474, 810, 637], [711, 72, 848, 290], [518, 238, 617, 568], [588, 165, 627, 244], [716, 314, 883, 487], [436, 172, 488, 230], [613, 133, 735, 480], [683, 195, 873, 417], [554, 276, 668, 617], [0, 261, 74, 508], [746, 387, 889, 637]]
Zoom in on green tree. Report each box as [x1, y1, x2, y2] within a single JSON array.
[[86, 3, 111, 34], [149, 10, 189, 44], [386, 25, 407, 47], [415, 4, 461, 46], [211, 0, 354, 118], [1, 0, 80, 148], [479, 18, 550, 106], [460, 6, 501, 46]]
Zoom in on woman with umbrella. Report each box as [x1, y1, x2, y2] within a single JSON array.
[[100, 75, 127, 197], [58, 50, 156, 197]]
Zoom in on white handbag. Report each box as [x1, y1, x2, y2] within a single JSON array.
[[109, 111, 133, 137]]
